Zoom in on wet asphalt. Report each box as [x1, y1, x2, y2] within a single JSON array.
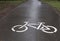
[[0, 0, 60, 41]]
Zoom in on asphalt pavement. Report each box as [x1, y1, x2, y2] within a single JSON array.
[[0, 0, 60, 41]]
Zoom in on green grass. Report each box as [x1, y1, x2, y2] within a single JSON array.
[[46, 1, 60, 11], [0, 1, 25, 5], [0, 1, 24, 10]]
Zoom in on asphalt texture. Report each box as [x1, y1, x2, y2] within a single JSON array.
[[0, 0, 60, 41]]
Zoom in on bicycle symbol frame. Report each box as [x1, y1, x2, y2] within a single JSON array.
[[11, 22, 57, 33]]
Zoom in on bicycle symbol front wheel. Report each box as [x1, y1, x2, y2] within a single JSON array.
[[11, 25, 28, 32]]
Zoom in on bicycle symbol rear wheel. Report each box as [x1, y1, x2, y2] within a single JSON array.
[[41, 25, 57, 33]]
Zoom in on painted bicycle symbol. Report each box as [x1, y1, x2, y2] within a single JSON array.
[[11, 22, 57, 33]]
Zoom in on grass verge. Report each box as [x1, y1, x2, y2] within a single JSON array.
[[45, 1, 60, 11]]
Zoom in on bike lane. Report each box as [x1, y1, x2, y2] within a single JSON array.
[[0, 0, 60, 41]]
